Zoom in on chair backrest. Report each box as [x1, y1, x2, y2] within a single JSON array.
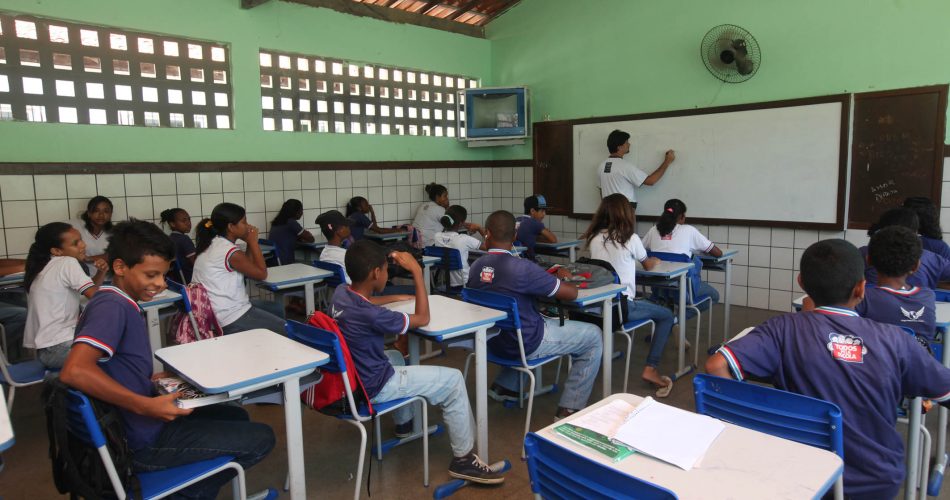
[[646, 251, 704, 303], [693, 374, 843, 458], [165, 278, 192, 314], [312, 260, 347, 288], [461, 287, 532, 365], [169, 256, 188, 285], [286, 319, 370, 417], [63, 389, 127, 497], [424, 245, 464, 271], [259, 238, 282, 266], [524, 432, 678, 500]]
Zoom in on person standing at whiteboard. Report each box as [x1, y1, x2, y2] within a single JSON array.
[[598, 130, 675, 208]]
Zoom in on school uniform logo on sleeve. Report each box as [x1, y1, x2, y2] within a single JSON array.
[[901, 306, 926, 322], [604, 162, 612, 173], [480, 266, 495, 283], [827, 332, 867, 363]]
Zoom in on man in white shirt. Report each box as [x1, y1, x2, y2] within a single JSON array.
[[597, 130, 676, 208]]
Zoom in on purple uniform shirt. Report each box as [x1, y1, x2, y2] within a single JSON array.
[[862, 246, 950, 289], [466, 249, 560, 358], [348, 212, 372, 241], [856, 285, 936, 341], [515, 216, 546, 260], [330, 286, 409, 398], [73, 286, 164, 451], [269, 220, 304, 264], [718, 307, 950, 497]]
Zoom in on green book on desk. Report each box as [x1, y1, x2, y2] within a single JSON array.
[[554, 423, 635, 462]]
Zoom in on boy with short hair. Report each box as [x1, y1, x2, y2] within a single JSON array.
[[706, 239, 950, 499], [331, 239, 505, 484], [317, 209, 353, 284], [468, 211, 603, 419], [516, 195, 558, 260], [856, 225, 936, 341], [60, 220, 276, 499]]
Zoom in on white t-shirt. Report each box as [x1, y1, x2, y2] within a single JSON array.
[[412, 202, 446, 247], [598, 157, 648, 203], [68, 219, 110, 257], [433, 231, 482, 287], [23, 256, 95, 349], [642, 224, 714, 258], [192, 236, 251, 327], [588, 231, 648, 298], [319, 245, 350, 284]]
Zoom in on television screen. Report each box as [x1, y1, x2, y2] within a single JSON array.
[[464, 87, 528, 139]]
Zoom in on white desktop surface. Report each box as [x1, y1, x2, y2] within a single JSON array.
[[536, 239, 582, 249], [0, 272, 24, 286], [384, 295, 505, 338], [937, 302, 950, 328], [155, 329, 328, 393], [140, 288, 181, 308], [536, 393, 843, 500], [636, 260, 693, 277], [262, 263, 332, 286], [699, 248, 739, 264], [569, 283, 626, 307], [421, 255, 441, 265]]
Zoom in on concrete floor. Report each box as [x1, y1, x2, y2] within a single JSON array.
[[1, 304, 947, 499]]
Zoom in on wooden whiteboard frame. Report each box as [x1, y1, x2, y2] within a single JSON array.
[[561, 94, 850, 230]]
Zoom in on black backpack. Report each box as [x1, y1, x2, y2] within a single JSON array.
[[44, 379, 139, 499]]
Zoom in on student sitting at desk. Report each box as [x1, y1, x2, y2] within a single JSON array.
[[642, 198, 722, 304], [346, 196, 403, 241], [467, 211, 603, 419], [317, 210, 353, 284], [582, 194, 676, 397], [159, 208, 196, 283], [706, 238, 950, 500], [193, 203, 285, 335], [412, 182, 451, 247], [516, 195, 557, 261], [269, 198, 315, 264], [69, 195, 113, 274], [862, 208, 950, 289], [331, 240, 505, 484], [903, 196, 950, 260], [60, 220, 276, 499], [23, 223, 106, 369], [433, 205, 486, 289]]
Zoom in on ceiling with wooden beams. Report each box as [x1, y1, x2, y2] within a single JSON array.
[[351, 0, 521, 26]]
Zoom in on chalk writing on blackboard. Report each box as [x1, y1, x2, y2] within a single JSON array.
[[870, 179, 898, 205]]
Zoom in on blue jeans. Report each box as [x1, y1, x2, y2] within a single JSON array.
[[222, 300, 286, 335], [372, 350, 475, 457], [627, 299, 675, 367], [38, 341, 71, 369], [132, 404, 275, 499], [0, 300, 26, 359], [494, 317, 603, 411]]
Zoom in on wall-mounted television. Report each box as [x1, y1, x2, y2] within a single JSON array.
[[458, 86, 529, 142]]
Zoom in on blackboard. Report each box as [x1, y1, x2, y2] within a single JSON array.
[[848, 85, 947, 229]]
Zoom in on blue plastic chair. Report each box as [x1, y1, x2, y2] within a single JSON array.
[[896, 326, 933, 498], [0, 323, 49, 413], [258, 238, 282, 266], [647, 251, 713, 365], [461, 287, 563, 458], [693, 374, 843, 499], [64, 389, 246, 500], [312, 260, 347, 311], [169, 254, 188, 285], [524, 432, 678, 499], [423, 246, 465, 294], [285, 320, 429, 500]]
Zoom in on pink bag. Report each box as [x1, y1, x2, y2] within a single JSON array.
[[169, 283, 223, 344]]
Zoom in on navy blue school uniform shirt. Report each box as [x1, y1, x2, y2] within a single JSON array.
[[330, 286, 409, 398], [169, 231, 196, 283], [466, 249, 560, 359], [717, 307, 950, 497], [922, 236, 950, 260], [348, 212, 372, 240], [856, 285, 936, 341], [269, 220, 304, 264], [515, 216, 545, 260], [861, 245, 950, 289], [73, 286, 163, 451]]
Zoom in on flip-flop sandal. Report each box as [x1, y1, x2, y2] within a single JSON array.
[[654, 376, 674, 398]]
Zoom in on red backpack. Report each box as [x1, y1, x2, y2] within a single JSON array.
[[300, 311, 375, 416]]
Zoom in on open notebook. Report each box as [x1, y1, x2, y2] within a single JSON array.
[[563, 397, 725, 470]]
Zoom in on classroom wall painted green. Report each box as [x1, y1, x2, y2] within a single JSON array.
[[0, 0, 493, 162], [487, 0, 950, 159]]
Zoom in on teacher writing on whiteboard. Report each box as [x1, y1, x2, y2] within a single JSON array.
[[598, 130, 675, 209]]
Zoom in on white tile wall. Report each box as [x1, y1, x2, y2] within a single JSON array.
[[0, 166, 533, 260]]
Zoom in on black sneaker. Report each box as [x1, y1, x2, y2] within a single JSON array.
[[488, 384, 519, 403], [394, 420, 414, 438], [448, 452, 505, 484]]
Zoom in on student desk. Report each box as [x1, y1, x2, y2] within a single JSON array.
[[535, 239, 583, 262], [0, 386, 12, 452], [295, 240, 327, 262], [469, 246, 527, 258], [534, 393, 843, 499], [139, 288, 182, 372], [0, 271, 24, 288], [636, 261, 694, 379], [364, 230, 410, 242], [421, 255, 440, 295], [155, 329, 329, 500], [384, 295, 507, 462], [929, 302, 950, 496], [259, 263, 333, 315], [699, 249, 739, 340]]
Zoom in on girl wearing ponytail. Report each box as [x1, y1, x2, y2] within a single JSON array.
[[643, 198, 723, 304], [432, 205, 486, 288], [23, 222, 107, 369]]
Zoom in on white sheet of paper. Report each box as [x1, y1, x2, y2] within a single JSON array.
[[569, 399, 637, 437], [612, 396, 725, 470]]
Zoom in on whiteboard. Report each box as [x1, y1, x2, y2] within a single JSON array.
[[572, 100, 845, 227]]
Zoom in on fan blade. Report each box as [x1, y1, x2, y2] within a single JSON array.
[[735, 55, 754, 75]]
